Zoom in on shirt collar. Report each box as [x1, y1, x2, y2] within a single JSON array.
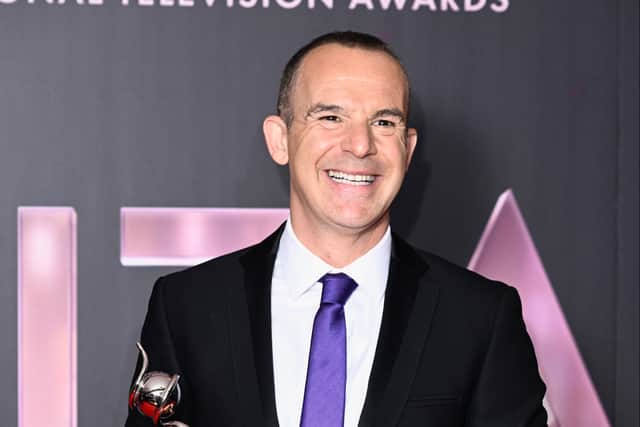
[[273, 219, 391, 301]]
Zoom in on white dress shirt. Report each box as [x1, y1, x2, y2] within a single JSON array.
[[271, 220, 391, 427]]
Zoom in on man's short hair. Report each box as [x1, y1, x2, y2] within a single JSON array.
[[277, 31, 410, 126]]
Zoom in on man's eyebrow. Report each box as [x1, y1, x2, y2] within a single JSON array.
[[370, 108, 406, 121], [305, 103, 345, 117]]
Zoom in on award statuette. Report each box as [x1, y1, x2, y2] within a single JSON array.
[[129, 342, 189, 427]]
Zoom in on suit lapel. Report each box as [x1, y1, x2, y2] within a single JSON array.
[[228, 224, 284, 427], [359, 234, 440, 427], [228, 227, 437, 427]]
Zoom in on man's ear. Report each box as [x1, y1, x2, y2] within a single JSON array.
[[263, 115, 289, 165], [404, 128, 418, 170]]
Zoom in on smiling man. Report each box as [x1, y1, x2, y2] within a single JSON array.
[[263, 40, 416, 268], [126, 31, 547, 427]]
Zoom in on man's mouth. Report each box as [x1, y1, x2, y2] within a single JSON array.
[[327, 170, 376, 186]]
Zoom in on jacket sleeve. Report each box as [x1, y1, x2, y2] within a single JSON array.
[[124, 277, 193, 427], [465, 286, 548, 426]]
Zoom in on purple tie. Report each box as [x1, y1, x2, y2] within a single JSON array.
[[300, 273, 358, 427]]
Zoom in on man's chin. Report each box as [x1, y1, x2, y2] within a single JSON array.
[[327, 212, 389, 235]]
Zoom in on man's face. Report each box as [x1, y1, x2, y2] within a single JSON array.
[[266, 43, 417, 237]]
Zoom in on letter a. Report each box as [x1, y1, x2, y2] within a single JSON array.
[[349, 0, 373, 9], [411, 0, 435, 11]]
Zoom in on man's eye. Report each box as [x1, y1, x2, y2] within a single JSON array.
[[372, 119, 396, 127], [319, 115, 341, 122]]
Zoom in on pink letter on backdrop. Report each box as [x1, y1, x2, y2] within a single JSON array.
[[120, 207, 289, 266], [468, 190, 610, 427], [18, 207, 77, 427]]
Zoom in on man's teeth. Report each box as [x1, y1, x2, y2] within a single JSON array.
[[328, 170, 375, 185]]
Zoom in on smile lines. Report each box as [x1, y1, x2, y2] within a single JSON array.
[[328, 170, 376, 186]]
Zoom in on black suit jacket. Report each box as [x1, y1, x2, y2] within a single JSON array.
[[125, 224, 547, 426]]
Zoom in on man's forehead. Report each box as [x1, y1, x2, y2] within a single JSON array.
[[298, 43, 405, 80], [293, 43, 409, 108]]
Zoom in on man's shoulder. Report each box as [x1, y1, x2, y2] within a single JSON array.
[[155, 224, 283, 294], [396, 235, 515, 300], [148, 247, 248, 305], [166, 245, 250, 280], [398, 241, 523, 327]]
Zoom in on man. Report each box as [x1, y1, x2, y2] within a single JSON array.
[[126, 31, 547, 426]]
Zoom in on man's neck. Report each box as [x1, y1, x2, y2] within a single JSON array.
[[289, 214, 390, 268]]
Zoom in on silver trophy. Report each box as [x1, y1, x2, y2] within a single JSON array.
[[129, 342, 189, 427]]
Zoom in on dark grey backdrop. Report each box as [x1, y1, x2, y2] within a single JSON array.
[[1, 0, 637, 425]]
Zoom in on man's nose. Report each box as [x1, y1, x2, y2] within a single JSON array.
[[342, 121, 376, 157]]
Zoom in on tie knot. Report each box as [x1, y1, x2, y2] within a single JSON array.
[[319, 273, 358, 306]]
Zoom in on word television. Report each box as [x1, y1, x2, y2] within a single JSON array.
[[1, 0, 509, 12]]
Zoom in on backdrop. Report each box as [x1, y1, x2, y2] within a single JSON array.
[[1, 0, 638, 425]]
